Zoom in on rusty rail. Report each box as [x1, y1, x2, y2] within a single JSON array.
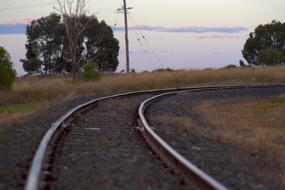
[[25, 84, 285, 190], [137, 84, 285, 190]]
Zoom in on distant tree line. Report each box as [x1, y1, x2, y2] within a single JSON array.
[[21, 13, 119, 75], [242, 20, 285, 66]]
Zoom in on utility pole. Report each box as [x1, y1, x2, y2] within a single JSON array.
[[118, 0, 131, 73]]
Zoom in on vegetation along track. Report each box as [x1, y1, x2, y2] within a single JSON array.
[[25, 84, 285, 190]]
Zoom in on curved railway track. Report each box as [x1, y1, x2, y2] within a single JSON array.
[[24, 84, 285, 190]]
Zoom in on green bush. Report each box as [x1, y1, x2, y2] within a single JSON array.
[[81, 62, 101, 81], [223, 64, 238, 69], [0, 47, 16, 90], [153, 68, 174, 73]]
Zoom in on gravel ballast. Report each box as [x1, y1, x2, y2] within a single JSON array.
[[147, 87, 285, 190], [2, 86, 285, 190], [0, 96, 97, 190], [48, 94, 191, 190]]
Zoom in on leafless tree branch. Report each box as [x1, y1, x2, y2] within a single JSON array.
[[56, 0, 88, 82]]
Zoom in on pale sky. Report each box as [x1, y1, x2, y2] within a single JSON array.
[[1, 0, 285, 26], [0, 0, 285, 75]]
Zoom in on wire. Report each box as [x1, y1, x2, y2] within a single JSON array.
[[128, 14, 164, 69], [94, 10, 117, 15], [129, 26, 156, 68], [0, 2, 56, 11], [84, 8, 122, 63], [115, 0, 124, 26], [0, 16, 35, 21], [114, 13, 120, 27]]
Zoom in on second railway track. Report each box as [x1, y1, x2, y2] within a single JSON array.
[[24, 84, 285, 190]]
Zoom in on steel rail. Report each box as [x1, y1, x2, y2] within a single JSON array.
[[25, 84, 285, 190], [137, 84, 285, 190], [25, 87, 191, 190]]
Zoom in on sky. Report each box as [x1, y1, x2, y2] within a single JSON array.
[[0, 0, 285, 75]]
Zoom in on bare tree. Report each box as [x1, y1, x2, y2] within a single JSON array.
[[56, 0, 88, 82]]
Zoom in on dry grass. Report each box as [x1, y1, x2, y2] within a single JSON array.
[[193, 95, 285, 183], [1, 66, 285, 125], [154, 115, 202, 134], [0, 106, 49, 126], [152, 93, 285, 184], [1, 66, 285, 106]]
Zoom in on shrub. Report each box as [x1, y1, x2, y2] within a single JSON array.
[[153, 68, 174, 73], [0, 47, 16, 90], [81, 62, 101, 81], [223, 64, 238, 69]]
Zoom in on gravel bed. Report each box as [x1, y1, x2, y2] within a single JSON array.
[[0, 95, 96, 190], [147, 87, 285, 190], [49, 95, 193, 190]]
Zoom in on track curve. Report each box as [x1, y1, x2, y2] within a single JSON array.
[[137, 90, 228, 190], [25, 84, 285, 190], [139, 85, 285, 190]]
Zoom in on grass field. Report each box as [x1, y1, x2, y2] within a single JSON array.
[[194, 95, 285, 184], [1, 66, 285, 125], [154, 94, 285, 184]]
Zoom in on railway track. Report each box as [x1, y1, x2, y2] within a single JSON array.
[[24, 84, 285, 190]]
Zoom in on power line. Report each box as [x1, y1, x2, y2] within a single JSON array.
[[114, 13, 120, 27], [93, 10, 117, 15], [123, 0, 130, 73], [117, 0, 132, 73], [112, 0, 123, 27], [0, 16, 36, 21], [128, 14, 164, 69], [0, 2, 116, 17], [0, 6, 117, 24], [0, 2, 56, 11], [129, 25, 156, 68], [128, 17, 158, 68]]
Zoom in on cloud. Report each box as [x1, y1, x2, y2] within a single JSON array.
[[0, 17, 35, 34], [0, 24, 26, 35], [10, 18, 34, 25], [113, 25, 248, 34], [1, 23, 248, 35], [197, 34, 241, 39]]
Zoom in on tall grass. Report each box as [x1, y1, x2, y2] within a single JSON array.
[[1, 66, 285, 106], [194, 95, 285, 183], [153, 94, 285, 184]]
